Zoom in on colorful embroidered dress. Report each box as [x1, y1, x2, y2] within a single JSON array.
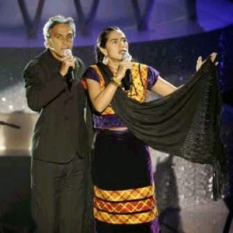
[[83, 62, 161, 233]]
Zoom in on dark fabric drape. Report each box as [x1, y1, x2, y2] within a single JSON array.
[[82, 152, 94, 233], [83, 96, 95, 233], [96, 58, 227, 200]]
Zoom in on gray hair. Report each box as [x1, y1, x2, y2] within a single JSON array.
[[43, 15, 76, 47]]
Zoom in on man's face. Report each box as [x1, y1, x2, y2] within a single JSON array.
[[47, 23, 74, 59]]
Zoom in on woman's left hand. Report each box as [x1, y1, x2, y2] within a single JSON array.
[[196, 52, 218, 71]]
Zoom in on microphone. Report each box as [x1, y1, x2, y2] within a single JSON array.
[[122, 51, 132, 62], [122, 51, 132, 91], [64, 49, 74, 89], [64, 49, 75, 79]]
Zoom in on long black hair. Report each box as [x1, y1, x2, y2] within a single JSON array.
[[96, 26, 121, 62]]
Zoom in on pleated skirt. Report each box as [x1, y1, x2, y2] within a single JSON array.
[[92, 129, 160, 233]]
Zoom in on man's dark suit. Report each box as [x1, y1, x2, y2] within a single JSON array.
[[23, 49, 90, 233]]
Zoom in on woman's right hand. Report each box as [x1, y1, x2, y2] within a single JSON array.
[[115, 61, 133, 80]]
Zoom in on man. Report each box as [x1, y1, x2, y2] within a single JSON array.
[[23, 15, 90, 233]]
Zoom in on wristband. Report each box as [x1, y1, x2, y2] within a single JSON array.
[[111, 76, 121, 87]]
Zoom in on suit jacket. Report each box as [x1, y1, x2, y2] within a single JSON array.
[[23, 49, 89, 163]]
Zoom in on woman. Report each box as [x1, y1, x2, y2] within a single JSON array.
[[82, 26, 220, 233]]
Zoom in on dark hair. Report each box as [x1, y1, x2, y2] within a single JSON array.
[[96, 26, 121, 62]]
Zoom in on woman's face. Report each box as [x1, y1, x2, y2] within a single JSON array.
[[102, 30, 129, 62]]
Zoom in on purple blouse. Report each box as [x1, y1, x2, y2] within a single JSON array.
[[83, 64, 159, 129]]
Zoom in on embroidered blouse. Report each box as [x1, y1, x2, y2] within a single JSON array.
[[83, 62, 159, 129]]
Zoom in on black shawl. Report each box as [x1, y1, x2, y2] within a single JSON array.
[[96, 58, 227, 200]]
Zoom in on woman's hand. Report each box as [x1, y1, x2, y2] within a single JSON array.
[[196, 52, 218, 71], [115, 61, 132, 81]]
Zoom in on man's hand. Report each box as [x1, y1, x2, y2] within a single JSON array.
[[60, 54, 76, 77]]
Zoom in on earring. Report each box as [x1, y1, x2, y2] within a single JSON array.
[[102, 56, 108, 65]]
